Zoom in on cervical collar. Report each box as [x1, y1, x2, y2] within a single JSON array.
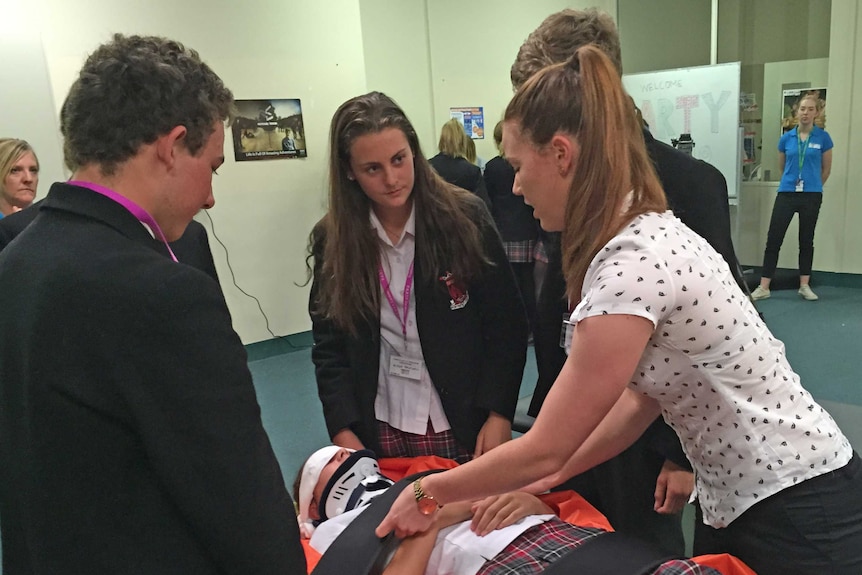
[[318, 449, 394, 522], [298, 445, 342, 538]]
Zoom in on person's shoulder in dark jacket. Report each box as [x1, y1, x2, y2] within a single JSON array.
[[643, 129, 743, 289], [0, 200, 42, 252], [483, 156, 515, 198], [171, 219, 220, 284], [0, 199, 220, 285], [429, 153, 491, 208]]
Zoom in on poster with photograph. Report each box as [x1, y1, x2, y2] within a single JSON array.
[[450, 107, 484, 139], [781, 88, 827, 134], [231, 99, 307, 161]]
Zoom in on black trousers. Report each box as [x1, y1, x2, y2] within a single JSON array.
[[694, 453, 862, 575], [761, 192, 823, 278]]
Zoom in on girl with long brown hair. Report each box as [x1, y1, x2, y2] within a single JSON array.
[[308, 92, 527, 463], [377, 48, 862, 575]]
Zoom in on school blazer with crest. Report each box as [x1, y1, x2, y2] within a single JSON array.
[[309, 199, 528, 454]]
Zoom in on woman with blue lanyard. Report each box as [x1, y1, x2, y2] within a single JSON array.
[[751, 93, 833, 301]]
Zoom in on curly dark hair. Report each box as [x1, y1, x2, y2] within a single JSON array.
[[511, 8, 622, 89], [60, 34, 234, 174]]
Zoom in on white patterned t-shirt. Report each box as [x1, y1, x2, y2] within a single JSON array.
[[570, 211, 852, 528]]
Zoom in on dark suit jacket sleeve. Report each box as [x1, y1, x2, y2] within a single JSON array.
[[194, 222, 219, 284], [0, 221, 12, 251], [0, 203, 40, 252], [308, 224, 364, 440], [473, 168, 492, 210], [129, 266, 306, 572], [470, 201, 528, 419], [167, 220, 220, 284], [641, 418, 691, 470], [647, 136, 745, 290], [529, 237, 567, 417]]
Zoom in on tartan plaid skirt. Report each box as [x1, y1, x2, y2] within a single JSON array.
[[476, 517, 723, 575], [376, 420, 472, 464]]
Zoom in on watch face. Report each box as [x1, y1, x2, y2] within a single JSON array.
[[417, 496, 438, 516]]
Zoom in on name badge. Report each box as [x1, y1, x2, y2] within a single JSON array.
[[795, 179, 804, 192], [559, 313, 575, 355], [389, 356, 423, 380]]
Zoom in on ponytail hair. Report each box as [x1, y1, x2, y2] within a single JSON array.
[[504, 44, 666, 301]]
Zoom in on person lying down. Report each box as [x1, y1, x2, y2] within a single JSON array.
[[295, 446, 755, 575]]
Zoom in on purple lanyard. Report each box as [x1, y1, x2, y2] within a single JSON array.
[[379, 259, 415, 343], [69, 180, 178, 262]]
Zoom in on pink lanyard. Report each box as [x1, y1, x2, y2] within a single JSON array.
[[69, 180, 178, 262], [378, 259, 415, 344]]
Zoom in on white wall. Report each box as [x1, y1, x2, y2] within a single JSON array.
[[358, 0, 436, 154], [823, 0, 862, 274], [0, 0, 65, 195]]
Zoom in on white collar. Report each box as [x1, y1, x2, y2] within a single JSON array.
[[369, 204, 416, 246]]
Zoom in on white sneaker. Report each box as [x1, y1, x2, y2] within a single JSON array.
[[751, 286, 771, 301], [798, 285, 819, 301]]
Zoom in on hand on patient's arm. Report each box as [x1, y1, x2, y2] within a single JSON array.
[[332, 428, 364, 451], [382, 523, 440, 575], [376, 484, 436, 539], [470, 492, 552, 536], [382, 503, 472, 575], [473, 411, 512, 458], [653, 460, 693, 514]]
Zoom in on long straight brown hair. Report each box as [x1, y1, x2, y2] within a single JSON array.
[[504, 45, 667, 301], [312, 92, 490, 335]]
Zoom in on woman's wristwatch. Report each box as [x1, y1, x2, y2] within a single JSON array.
[[412, 478, 441, 515]]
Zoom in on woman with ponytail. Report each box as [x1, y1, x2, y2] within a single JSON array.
[[376, 47, 862, 575]]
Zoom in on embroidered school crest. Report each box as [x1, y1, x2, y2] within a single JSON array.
[[439, 271, 469, 310]]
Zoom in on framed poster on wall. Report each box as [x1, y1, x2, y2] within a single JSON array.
[[231, 99, 307, 161], [449, 107, 484, 139]]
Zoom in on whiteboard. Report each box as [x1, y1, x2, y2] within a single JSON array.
[[623, 62, 741, 198]]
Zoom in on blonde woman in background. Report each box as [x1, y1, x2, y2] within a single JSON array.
[[429, 118, 490, 207], [0, 138, 39, 218]]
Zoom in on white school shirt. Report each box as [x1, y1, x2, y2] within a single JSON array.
[[370, 207, 450, 435], [310, 504, 554, 575], [568, 211, 851, 528]]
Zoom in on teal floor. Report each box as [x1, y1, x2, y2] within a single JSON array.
[[3, 284, 861, 568]]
